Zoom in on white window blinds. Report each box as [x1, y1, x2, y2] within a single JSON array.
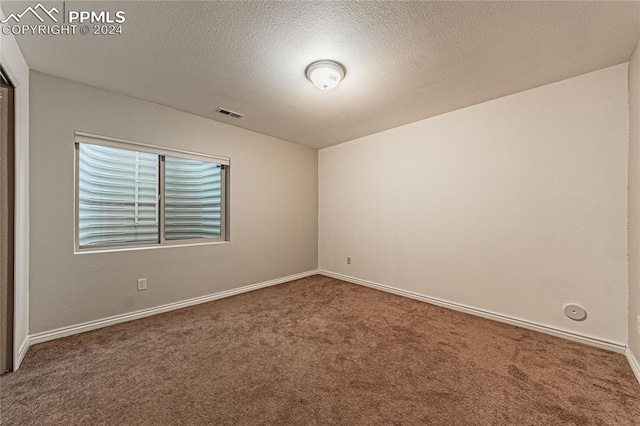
[[78, 144, 159, 246], [164, 157, 223, 240], [76, 133, 228, 250]]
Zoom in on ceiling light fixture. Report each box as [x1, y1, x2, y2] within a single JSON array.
[[305, 60, 346, 91]]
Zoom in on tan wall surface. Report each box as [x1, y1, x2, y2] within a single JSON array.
[[628, 42, 640, 361], [29, 71, 318, 334], [319, 64, 629, 345]]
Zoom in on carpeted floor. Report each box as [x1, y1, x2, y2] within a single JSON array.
[[1, 275, 639, 425]]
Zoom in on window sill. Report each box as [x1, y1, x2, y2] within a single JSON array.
[[74, 240, 230, 255]]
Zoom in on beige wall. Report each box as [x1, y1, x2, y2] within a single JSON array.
[[319, 64, 629, 345], [629, 42, 640, 363], [29, 71, 318, 334], [1, 7, 30, 369]]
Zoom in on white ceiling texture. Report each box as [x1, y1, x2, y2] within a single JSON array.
[[3, 1, 640, 149]]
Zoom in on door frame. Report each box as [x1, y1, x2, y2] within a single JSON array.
[[1, 31, 31, 370], [1, 68, 15, 373]]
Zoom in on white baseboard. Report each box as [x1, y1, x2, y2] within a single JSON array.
[[626, 348, 640, 385], [14, 336, 30, 371], [21, 269, 635, 379], [318, 269, 626, 354], [29, 270, 318, 346]]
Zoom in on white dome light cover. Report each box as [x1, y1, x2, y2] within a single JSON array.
[[305, 60, 346, 91]]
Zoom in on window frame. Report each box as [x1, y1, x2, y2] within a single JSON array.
[[74, 131, 229, 253]]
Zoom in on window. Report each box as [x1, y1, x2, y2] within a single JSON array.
[[75, 132, 228, 251]]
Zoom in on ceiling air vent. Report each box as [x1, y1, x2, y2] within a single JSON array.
[[216, 107, 244, 119]]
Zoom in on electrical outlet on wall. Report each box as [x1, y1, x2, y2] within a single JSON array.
[[637, 315, 640, 335], [137, 278, 147, 291], [347, 256, 351, 265]]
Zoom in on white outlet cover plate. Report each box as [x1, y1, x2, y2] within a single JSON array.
[[563, 304, 587, 321], [137, 278, 147, 291]]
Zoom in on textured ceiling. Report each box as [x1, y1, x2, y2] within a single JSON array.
[[3, 1, 640, 149]]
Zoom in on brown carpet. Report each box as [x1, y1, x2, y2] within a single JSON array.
[[1, 275, 639, 425]]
